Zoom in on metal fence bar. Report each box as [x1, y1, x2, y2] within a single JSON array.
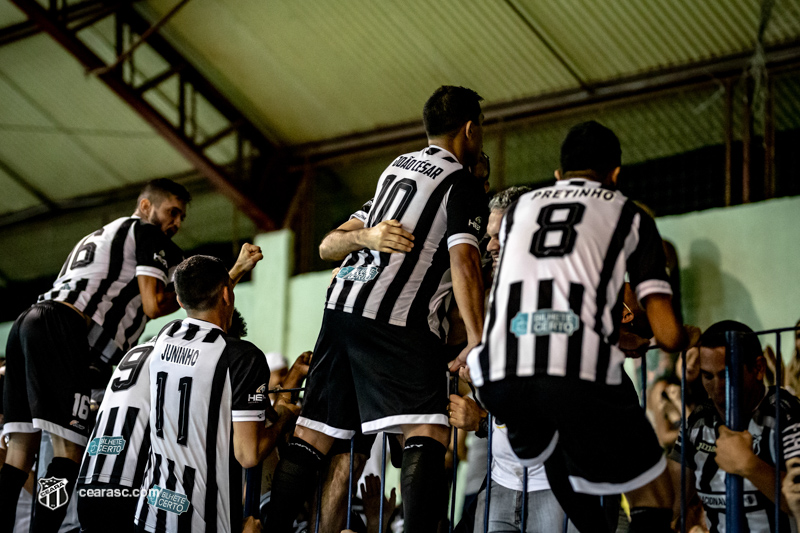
[[484, 415, 493, 533], [379, 434, 387, 533], [346, 435, 355, 531], [244, 464, 262, 518], [725, 331, 746, 532], [520, 467, 528, 533], [315, 468, 323, 533], [680, 349, 687, 533], [774, 332, 782, 532], [450, 374, 460, 533]]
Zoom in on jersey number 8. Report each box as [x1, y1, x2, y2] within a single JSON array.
[[530, 203, 585, 258]]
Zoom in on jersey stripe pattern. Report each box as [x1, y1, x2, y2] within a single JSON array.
[[39, 217, 183, 365], [325, 146, 486, 337], [135, 318, 269, 533], [671, 389, 800, 532], [468, 179, 672, 386], [78, 339, 157, 488]]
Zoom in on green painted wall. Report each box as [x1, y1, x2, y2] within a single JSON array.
[[656, 196, 800, 355]]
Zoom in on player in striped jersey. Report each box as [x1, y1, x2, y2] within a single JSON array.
[[135, 255, 300, 533], [75, 244, 266, 532], [0, 179, 192, 533], [467, 121, 692, 533], [266, 86, 488, 532], [671, 321, 800, 532]]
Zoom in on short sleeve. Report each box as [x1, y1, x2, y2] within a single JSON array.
[[133, 222, 173, 285], [446, 171, 488, 250], [626, 206, 672, 303], [228, 340, 270, 423], [350, 198, 374, 223]]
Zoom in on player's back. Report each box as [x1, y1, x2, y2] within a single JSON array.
[[78, 336, 161, 490], [326, 145, 484, 335], [470, 178, 670, 386], [39, 216, 182, 364], [135, 318, 268, 533]]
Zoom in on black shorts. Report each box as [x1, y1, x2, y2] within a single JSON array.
[[297, 309, 449, 438], [77, 482, 137, 533], [478, 375, 666, 495], [3, 301, 93, 445]]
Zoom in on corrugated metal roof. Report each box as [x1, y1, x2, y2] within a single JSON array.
[[140, 0, 578, 144], [138, 0, 800, 145], [0, 34, 193, 201]]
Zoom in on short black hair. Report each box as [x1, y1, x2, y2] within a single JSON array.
[[138, 178, 191, 207], [698, 320, 763, 369], [423, 86, 483, 138], [560, 121, 622, 176], [174, 255, 229, 311]]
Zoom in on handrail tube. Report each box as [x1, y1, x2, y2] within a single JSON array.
[[725, 331, 746, 532], [775, 333, 782, 532], [347, 435, 355, 531], [484, 414, 493, 533], [680, 349, 687, 533], [379, 434, 387, 533]]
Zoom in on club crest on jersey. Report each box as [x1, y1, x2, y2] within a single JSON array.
[[154, 250, 169, 269], [38, 477, 69, 510], [337, 265, 381, 282], [147, 485, 190, 515], [510, 309, 580, 338], [468, 217, 482, 231], [88, 436, 126, 456]]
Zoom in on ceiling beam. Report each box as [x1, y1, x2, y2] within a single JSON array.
[[10, 0, 285, 230], [0, 0, 130, 48], [290, 41, 800, 168]]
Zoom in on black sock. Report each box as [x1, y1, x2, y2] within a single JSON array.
[[544, 451, 610, 533], [401, 436, 446, 533], [628, 507, 673, 533], [0, 463, 29, 531], [31, 456, 79, 533], [265, 437, 325, 533]]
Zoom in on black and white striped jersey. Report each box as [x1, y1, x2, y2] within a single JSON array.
[[39, 216, 184, 365], [467, 178, 671, 386], [671, 388, 800, 532], [78, 338, 157, 490], [326, 145, 487, 338], [135, 318, 270, 533]]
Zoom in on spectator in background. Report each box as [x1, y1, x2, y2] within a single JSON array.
[[670, 320, 800, 533], [781, 319, 800, 394]]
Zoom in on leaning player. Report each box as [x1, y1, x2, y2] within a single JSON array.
[[75, 244, 266, 532], [134, 255, 300, 532], [466, 121, 693, 533], [1, 179, 191, 532], [266, 86, 488, 532]]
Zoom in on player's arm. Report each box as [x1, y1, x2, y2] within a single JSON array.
[[233, 401, 301, 469], [641, 293, 686, 352], [448, 243, 484, 371], [138, 276, 180, 319], [319, 218, 415, 261], [228, 243, 264, 287]]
